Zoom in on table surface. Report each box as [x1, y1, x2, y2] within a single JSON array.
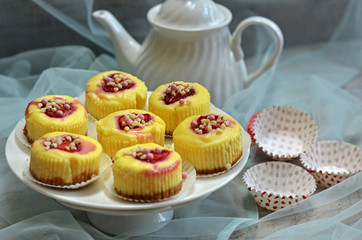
[[230, 190, 361, 239]]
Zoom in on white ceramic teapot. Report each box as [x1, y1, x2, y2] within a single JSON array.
[[93, 0, 283, 107]]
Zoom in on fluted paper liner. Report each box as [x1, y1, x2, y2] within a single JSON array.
[[24, 152, 112, 189], [15, 118, 31, 148], [300, 140, 362, 188], [243, 161, 316, 211], [105, 160, 196, 202], [253, 105, 318, 160], [247, 110, 263, 143]]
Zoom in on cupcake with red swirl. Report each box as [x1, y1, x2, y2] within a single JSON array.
[[30, 132, 103, 186], [112, 143, 182, 201], [96, 109, 165, 158], [173, 113, 243, 174], [148, 81, 210, 135], [85, 71, 148, 120], [24, 95, 88, 144]]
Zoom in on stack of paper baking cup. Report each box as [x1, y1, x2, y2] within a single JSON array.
[[246, 105, 362, 211], [300, 140, 362, 188], [253, 105, 318, 160], [243, 161, 317, 211]]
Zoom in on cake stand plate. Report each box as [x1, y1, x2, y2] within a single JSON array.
[[86, 209, 174, 236], [6, 117, 251, 236]]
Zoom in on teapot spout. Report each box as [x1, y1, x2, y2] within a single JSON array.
[[93, 10, 140, 73]]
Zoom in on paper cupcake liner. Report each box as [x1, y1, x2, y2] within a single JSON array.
[[24, 153, 112, 189], [247, 110, 263, 143], [253, 105, 318, 160], [300, 140, 362, 188], [243, 161, 316, 211], [15, 118, 31, 148], [105, 160, 196, 203]]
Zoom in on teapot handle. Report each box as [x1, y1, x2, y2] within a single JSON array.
[[231, 16, 283, 87]]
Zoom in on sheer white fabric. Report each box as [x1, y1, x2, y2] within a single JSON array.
[[0, 0, 361, 239]]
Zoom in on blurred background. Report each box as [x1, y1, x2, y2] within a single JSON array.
[[0, 0, 349, 58]]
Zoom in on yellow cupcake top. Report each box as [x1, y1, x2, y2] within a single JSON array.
[[96, 109, 165, 140], [25, 95, 87, 124], [148, 81, 210, 109], [173, 113, 242, 147], [113, 143, 181, 175], [86, 70, 147, 105], [31, 131, 102, 158]]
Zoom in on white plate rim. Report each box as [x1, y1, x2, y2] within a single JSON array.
[[6, 95, 251, 213]]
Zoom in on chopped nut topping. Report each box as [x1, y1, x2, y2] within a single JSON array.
[[161, 83, 197, 105], [122, 145, 159, 162], [43, 134, 81, 152], [119, 113, 152, 130], [101, 73, 134, 93], [37, 97, 73, 118], [191, 114, 231, 134]]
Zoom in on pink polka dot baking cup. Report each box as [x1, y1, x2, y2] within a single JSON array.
[[253, 105, 318, 160], [300, 141, 362, 188], [247, 110, 263, 143], [243, 161, 316, 211]]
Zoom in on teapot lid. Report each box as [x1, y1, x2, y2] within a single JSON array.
[[148, 0, 232, 31]]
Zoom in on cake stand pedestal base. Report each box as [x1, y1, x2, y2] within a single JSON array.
[[87, 209, 174, 236]]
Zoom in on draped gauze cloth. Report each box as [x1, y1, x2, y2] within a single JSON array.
[[0, 0, 361, 239]]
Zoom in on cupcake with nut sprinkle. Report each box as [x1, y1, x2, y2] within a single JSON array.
[[148, 81, 210, 135], [173, 113, 243, 175], [24, 95, 88, 144], [96, 109, 165, 158], [85, 71, 147, 120]]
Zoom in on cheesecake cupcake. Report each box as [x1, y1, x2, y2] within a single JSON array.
[[148, 81, 210, 135], [24, 95, 88, 144], [30, 132, 103, 186], [85, 71, 148, 120], [173, 113, 243, 174], [96, 109, 165, 158], [112, 143, 183, 201]]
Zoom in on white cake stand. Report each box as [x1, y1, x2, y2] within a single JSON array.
[[6, 118, 251, 236]]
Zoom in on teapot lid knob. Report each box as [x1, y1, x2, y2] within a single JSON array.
[[148, 0, 231, 30]]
